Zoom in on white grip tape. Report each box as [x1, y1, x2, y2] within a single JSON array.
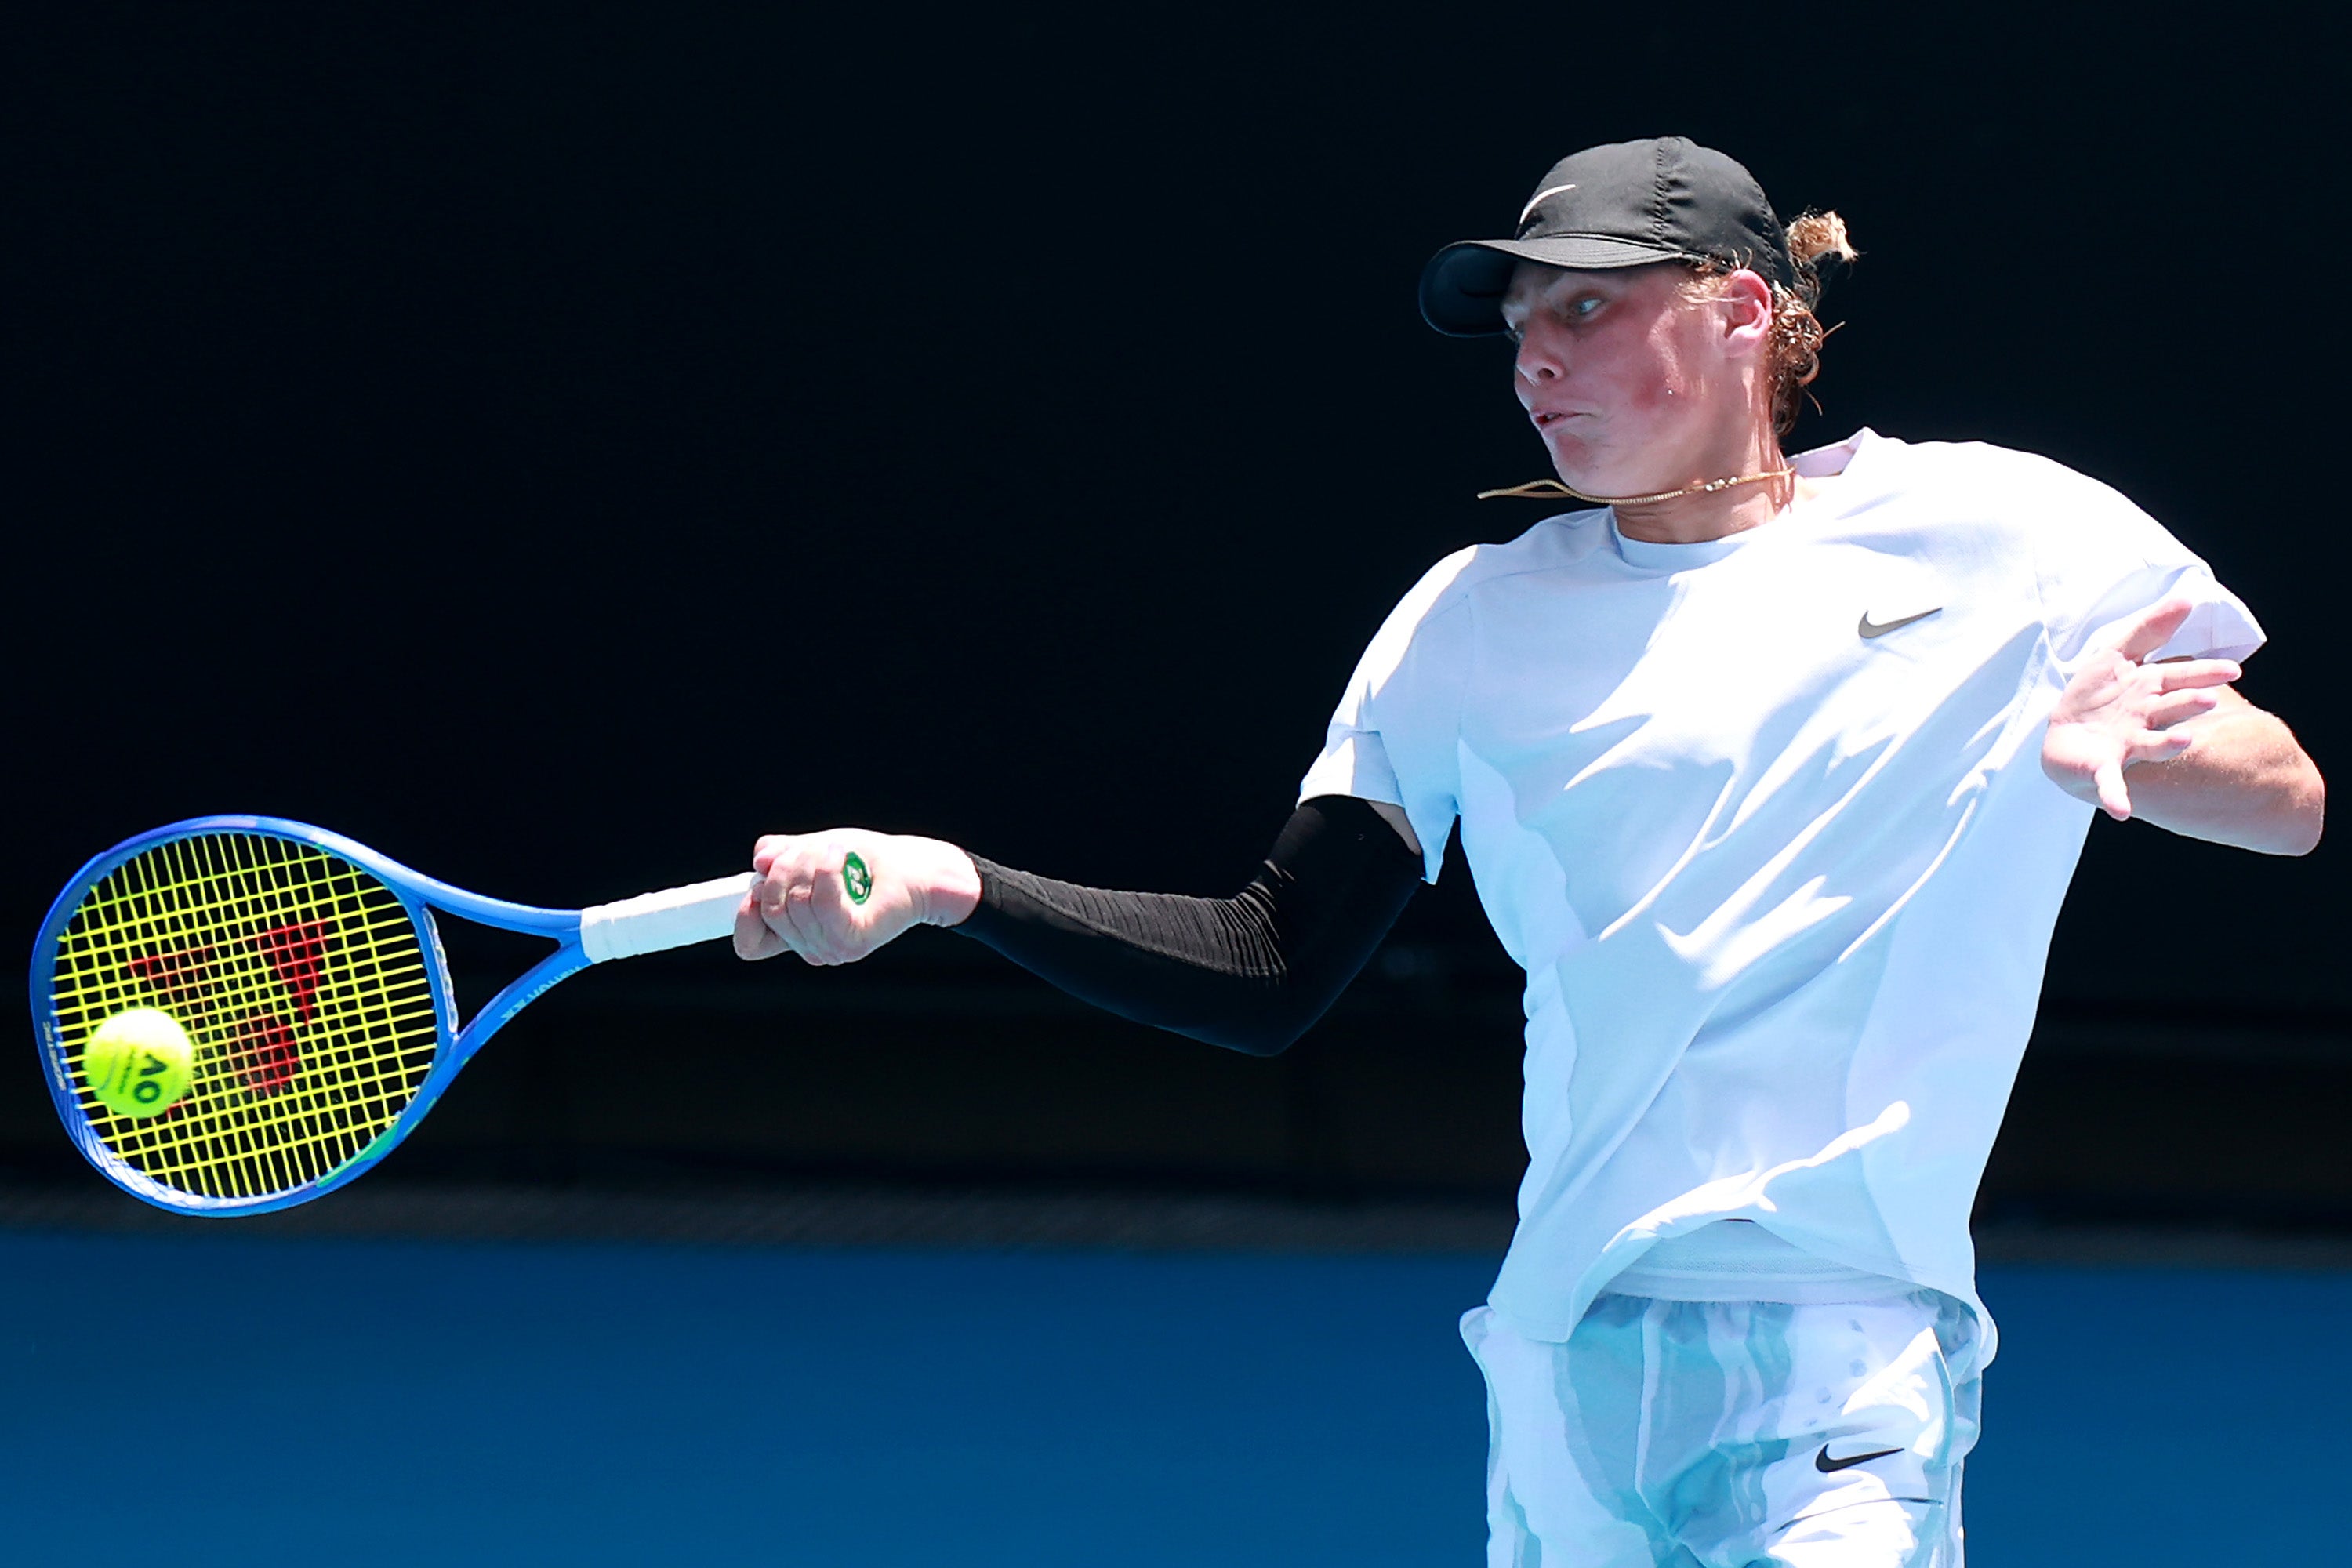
[[578, 873, 758, 964]]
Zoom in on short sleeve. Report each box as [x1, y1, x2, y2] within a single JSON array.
[[1297, 550, 1476, 883], [2031, 466, 2265, 681]]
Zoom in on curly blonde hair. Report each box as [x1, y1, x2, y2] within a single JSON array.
[[1682, 211, 1857, 435]]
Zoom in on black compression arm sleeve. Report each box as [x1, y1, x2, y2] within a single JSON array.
[[953, 796, 1425, 1056]]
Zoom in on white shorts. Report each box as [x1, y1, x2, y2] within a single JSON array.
[[1462, 1290, 1980, 1568]]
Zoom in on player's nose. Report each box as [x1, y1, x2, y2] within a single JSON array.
[[1515, 333, 1563, 385]]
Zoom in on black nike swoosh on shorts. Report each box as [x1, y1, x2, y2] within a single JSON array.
[[1814, 1445, 1904, 1473]]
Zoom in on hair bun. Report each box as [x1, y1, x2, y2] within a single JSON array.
[[1787, 210, 1857, 268]]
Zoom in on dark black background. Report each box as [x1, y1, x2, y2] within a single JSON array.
[[3, 5, 2343, 1201]]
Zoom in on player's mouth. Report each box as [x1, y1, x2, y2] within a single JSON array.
[[1529, 408, 1585, 429]]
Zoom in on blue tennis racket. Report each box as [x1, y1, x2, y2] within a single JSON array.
[[30, 816, 755, 1216]]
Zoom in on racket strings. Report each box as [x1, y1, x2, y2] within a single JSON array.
[[47, 833, 441, 1201]]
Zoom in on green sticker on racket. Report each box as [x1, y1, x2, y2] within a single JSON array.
[[841, 851, 873, 906]]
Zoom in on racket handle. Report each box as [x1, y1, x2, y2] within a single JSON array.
[[578, 873, 758, 963]]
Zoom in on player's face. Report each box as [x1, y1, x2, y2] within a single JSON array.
[[1501, 262, 1766, 495]]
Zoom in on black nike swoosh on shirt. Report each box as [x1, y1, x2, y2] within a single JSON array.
[[1814, 1444, 1905, 1473], [1857, 607, 1941, 638]]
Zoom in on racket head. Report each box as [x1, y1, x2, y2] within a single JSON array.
[[31, 817, 462, 1214]]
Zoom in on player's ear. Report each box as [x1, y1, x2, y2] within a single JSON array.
[[1715, 269, 1774, 356]]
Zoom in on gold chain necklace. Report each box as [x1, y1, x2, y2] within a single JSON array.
[[1475, 467, 1794, 506]]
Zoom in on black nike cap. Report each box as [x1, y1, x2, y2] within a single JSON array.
[[1419, 136, 1795, 337]]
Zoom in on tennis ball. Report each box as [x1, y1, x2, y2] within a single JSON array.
[[83, 1007, 195, 1119]]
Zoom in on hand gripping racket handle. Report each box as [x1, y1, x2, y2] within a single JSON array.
[[577, 873, 758, 963]]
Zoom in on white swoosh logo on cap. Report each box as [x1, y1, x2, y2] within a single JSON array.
[[1517, 183, 1576, 225]]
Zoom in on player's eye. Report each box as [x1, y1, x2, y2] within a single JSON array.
[[1564, 296, 1602, 321]]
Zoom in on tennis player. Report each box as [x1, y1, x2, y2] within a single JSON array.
[[735, 136, 2323, 1565]]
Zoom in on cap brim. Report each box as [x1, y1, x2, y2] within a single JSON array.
[[1418, 236, 1695, 336]]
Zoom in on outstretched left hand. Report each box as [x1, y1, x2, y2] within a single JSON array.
[[2041, 598, 2241, 821]]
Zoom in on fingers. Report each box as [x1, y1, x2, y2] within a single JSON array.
[[2151, 657, 2241, 692], [752, 871, 819, 963], [740, 830, 924, 968], [786, 854, 859, 964], [745, 849, 822, 965], [746, 835, 825, 956], [2141, 688, 2221, 731], [732, 893, 793, 961], [2093, 760, 2132, 821], [779, 869, 837, 964], [2111, 598, 2194, 662], [762, 867, 833, 962], [2145, 727, 2198, 758], [743, 833, 876, 967]]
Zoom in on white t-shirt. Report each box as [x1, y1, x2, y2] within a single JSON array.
[[1298, 429, 2263, 1359]]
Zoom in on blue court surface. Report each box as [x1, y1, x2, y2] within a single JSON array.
[[1, 1231, 2340, 1566]]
